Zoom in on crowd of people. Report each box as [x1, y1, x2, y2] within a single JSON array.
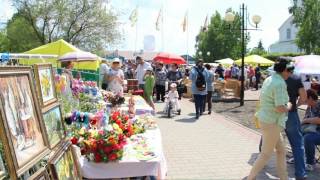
[[248, 59, 320, 180]]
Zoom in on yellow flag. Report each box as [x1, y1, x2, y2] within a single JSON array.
[[129, 7, 138, 27], [156, 8, 162, 31], [182, 12, 188, 32]]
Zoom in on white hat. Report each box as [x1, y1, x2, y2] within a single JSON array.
[[170, 83, 177, 88], [146, 66, 153, 71], [112, 58, 121, 63]]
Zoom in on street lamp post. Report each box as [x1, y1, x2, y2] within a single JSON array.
[[225, 3, 261, 106]]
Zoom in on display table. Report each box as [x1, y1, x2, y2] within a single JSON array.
[[120, 95, 155, 115], [76, 128, 167, 179]]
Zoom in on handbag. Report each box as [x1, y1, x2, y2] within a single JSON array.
[[301, 123, 318, 133]]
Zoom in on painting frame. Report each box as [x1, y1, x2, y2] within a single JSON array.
[[0, 66, 50, 179], [42, 103, 65, 149], [33, 63, 57, 108], [28, 167, 50, 180], [49, 142, 82, 180]]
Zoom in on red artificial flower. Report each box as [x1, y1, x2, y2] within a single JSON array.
[[95, 153, 102, 162], [71, 137, 78, 144], [97, 139, 105, 149], [124, 115, 129, 121], [108, 153, 117, 161], [112, 114, 118, 121], [111, 144, 120, 151], [115, 119, 121, 125], [103, 146, 113, 153], [90, 118, 97, 125]]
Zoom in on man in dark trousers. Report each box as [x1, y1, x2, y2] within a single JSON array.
[[254, 64, 261, 90], [285, 63, 307, 180]]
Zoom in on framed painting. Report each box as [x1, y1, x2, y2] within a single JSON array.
[[0, 66, 50, 179], [33, 63, 57, 108], [28, 167, 50, 180], [42, 103, 65, 149], [49, 142, 82, 180]]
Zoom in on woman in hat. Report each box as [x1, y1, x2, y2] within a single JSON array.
[[107, 58, 124, 96]]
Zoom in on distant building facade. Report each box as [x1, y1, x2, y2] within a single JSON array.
[[269, 16, 303, 54], [269, 0, 304, 53]]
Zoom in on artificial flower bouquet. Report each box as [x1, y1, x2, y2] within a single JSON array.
[[109, 111, 134, 138], [102, 90, 125, 107], [70, 125, 126, 163]]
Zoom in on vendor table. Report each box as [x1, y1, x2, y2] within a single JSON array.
[[120, 96, 155, 116], [76, 128, 167, 179]]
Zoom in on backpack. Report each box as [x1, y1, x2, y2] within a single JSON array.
[[195, 67, 206, 91]]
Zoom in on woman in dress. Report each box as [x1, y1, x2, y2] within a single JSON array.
[[248, 60, 293, 180], [107, 58, 124, 96]]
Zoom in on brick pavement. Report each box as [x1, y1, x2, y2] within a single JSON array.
[[154, 98, 319, 179]]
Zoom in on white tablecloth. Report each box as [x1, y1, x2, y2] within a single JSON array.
[[76, 128, 167, 179]]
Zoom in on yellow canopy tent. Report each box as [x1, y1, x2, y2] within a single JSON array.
[[235, 55, 274, 67], [20, 39, 100, 71]]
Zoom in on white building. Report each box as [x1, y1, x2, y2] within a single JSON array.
[[269, 0, 304, 53]]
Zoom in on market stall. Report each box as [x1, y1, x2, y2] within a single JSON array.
[[0, 62, 166, 180]]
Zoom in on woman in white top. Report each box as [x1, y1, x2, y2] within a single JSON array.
[[108, 58, 124, 96]]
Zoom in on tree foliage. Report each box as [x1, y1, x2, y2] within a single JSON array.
[[249, 40, 267, 55], [12, 0, 120, 52], [5, 12, 42, 52], [195, 10, 249, 62], [290, 0, 320, 54]]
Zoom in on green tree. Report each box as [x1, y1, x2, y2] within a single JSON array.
[[249, 40, 267, 55], [0, 29, 9, 52], [195, 10, 249, 62], [5, 12, 42, 52], [290, 0, 320, 54], [13, 0, 121, 52]]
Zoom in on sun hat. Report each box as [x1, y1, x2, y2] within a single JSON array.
[[146, 66, 153, 71], [112, 58, 121, 64]]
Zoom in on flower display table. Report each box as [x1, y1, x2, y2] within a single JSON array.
[[75, 128, 167, 179]]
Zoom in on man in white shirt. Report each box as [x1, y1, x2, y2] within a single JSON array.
[[135, 56, 151, 89], [99, 59, 109, 90]]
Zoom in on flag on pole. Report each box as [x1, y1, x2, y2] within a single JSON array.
[[182, 11, 188, 32], [156, 8, 162, 31], [129, 7, 138, 27], [202, 15, 208, 32]]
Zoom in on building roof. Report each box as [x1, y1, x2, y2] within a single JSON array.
[[279, 16, 294, 31]]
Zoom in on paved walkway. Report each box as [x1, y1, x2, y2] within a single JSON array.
[[154, 99, 319, 179]]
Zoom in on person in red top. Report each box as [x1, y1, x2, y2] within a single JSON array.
[[248, 65, 255, 88]]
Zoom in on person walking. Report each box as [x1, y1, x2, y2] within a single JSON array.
[[284, 65, 307, 180], [203, 64, 214, 115], [255, 63, 262, 90], [215, 64, 224, 79], [248, 65, 255, 88], [155, 63, 167, 102], [136, 56, 151, 90], [248, 60, 292, 180], [231, 64, 239, 79], [190, 59, 209, 119], [99, 59, 109, 90]]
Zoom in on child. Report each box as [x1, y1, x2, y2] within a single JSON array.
[[144, 67, 155, 110], [164, 83, 181, 115]]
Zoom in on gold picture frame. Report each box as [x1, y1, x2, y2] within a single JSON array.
[[28, 167, 50, 180], [42, 103, 65, 150], [49, 142, 82, 180], [33, 63, 57, 108], [0, 66, 50, 179]]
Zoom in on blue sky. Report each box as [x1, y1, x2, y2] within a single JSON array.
[[1, 0, 293, 56]]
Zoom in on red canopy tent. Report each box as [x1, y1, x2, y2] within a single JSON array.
[[153, 52, 186, 65]]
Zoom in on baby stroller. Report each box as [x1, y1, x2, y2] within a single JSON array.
[[163, 83, 181, 118]]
